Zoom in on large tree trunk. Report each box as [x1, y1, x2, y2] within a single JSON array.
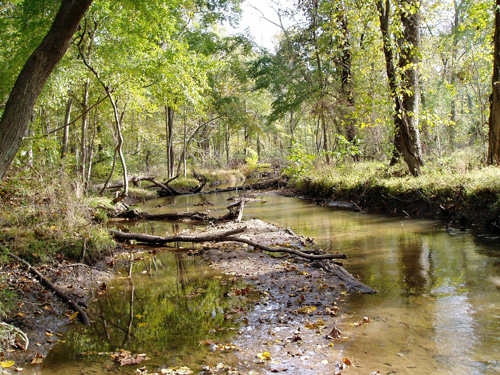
[[488, 0, 500, 165], [0, 0, 93, 180], [378, 0, 423, 176], [80, 78, 90, 181], [398, 0, 424, 175], [338, 5, 356, 147], [108, 94, 128, 201]]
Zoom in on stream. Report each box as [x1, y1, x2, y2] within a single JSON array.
[[27, 191, 500, 374]]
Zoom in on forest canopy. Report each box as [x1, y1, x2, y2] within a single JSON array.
[[0, 0, 498, 184]]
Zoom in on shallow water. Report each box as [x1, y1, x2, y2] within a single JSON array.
[[29, 191, 500, 374], [144, 192, 500, 374]]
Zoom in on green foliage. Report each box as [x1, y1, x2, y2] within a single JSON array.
[[323, 134, 360, 164], [283, 141, 316, 180]]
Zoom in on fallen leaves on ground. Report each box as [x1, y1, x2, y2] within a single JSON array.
[[111, 350, 149, 366], [0, 361, 15, 368], [81, 350, 149, 367], [199, 340, 239, 352], [326, 326, 342, 339], [135, 366, 193, 375], [201, 363, 240, 374], [31, 352, 44, 365], [343, 357, 352, 366], [304, 319, 326, 330], [351, 316, 370, 327], [297, 306, 316, 314], [256, 351, 271, 360]]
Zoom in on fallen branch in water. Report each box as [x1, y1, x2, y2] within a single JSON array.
[[223, 236, 347, 260], [6, 252, 91, 326], [109, 227, 246, 245], [118, 209, 211, 221], [109, 227, 346, 261]]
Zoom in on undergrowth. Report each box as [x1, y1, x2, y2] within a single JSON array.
[[0, 170, 115, 264]]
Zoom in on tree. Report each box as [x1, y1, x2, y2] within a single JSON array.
[[488, 0, 500, 165], [0, 0, 93, 180], [377, 0, 423, 176]]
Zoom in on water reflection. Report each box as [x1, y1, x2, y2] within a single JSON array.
[[33, 192, 500, 374], [150, 192, 500, 374], [36, 251, 247, 375]]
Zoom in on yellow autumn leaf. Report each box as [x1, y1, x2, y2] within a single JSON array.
[[1, 361, 15, 368], [297, 306, 316, 314], [69, 311, 79, 321], [137, 322, 148, 328], [257, 351, 271, 360]]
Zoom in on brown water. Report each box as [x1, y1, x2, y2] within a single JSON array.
[[30, 192, 500, 374]]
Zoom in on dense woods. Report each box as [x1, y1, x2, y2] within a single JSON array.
[[0, 0, 498, 184]]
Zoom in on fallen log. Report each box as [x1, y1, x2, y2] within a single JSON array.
[[110, 227, 245, 245], [6, 252, 91, 326], [116, 199, 248, 223], [119, 209, 211, 222], [219, 199, 245, 222], [191, 170, 208, 194], [144, 176, 181, 196], [109, 228, 347, 261]]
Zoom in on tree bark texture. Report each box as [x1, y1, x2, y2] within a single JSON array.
[[0, 0, 93, 180], [80, 78, 90, 180], [338, 5, 356, 145], [488, 0, 500, 165], [397, 0, 424, 175]]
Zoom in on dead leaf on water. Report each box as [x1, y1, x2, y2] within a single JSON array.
[[343, 357, 352, 366], [326, 326, 342, 339]]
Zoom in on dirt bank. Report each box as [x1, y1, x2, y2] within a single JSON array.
[[291, 178, 500, 233]]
